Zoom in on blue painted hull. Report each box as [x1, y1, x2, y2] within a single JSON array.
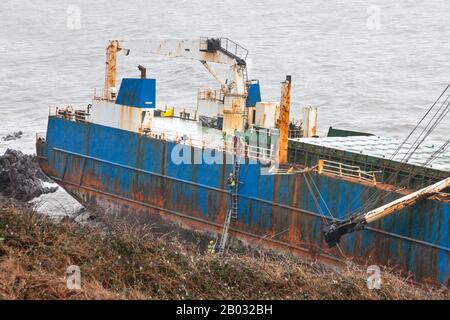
[[37, 116, 450, 285]]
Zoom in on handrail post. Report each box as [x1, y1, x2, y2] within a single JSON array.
[[317, 159, 324, 175]]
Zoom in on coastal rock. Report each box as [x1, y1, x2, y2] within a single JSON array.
[[0, 149, 57, 201], [2, 131, 23, 141]]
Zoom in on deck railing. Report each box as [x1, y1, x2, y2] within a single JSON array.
[[199, 37, 248, 61], [35, 132, 46, 141], [267, 165, 316, 175], [218, 141, 275, 163], [143, 126, 276, 163], [197, 88, 224, 102], [318, 159, 380, 185], [49, 106, 91, 123], [93, 88, 109, 100]]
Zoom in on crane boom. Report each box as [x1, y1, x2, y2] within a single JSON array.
[[200, 60, 227, 90], [120, 37, 248, 97], [103, 37, 252, 132], [324, 176, 450, 247], [122, 38, 245, 66]]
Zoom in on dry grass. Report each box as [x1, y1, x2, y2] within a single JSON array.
[[0, 199, 448, 300]]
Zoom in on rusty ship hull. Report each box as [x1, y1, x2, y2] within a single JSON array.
[[36, 116, 450, 285]]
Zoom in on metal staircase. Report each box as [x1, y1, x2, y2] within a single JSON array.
[[242, 65, 249, 85]]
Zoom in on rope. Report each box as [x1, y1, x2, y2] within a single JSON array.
[[303, 173, 346, 257], [306, 171, 333, 218]]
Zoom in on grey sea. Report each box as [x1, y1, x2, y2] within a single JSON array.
[[1, 0, 449, 213]]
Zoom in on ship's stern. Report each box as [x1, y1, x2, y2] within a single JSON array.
[[35, 131, 51, 178]]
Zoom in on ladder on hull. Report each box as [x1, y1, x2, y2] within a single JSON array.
[[218, 136, 240, 254], [231, 155, 240, 219]]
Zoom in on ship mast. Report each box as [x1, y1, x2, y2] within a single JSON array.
[[277, 75, 291, 164], [104, 40, 125, 101]]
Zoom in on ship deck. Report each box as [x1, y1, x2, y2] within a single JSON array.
[[149, 116, 224, 148], [292, 136, 450, 172], [147, 116, 277, 162], [289, 135, 450, 189], [151, 116, 450, 173]]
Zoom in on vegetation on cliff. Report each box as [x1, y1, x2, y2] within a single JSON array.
[[0, 198, 447, 300]]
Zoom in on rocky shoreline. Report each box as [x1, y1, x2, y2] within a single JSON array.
[[0, 149, 57, 201], [2, 131, 23, 142]]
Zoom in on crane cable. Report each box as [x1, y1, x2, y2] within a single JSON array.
[[403, 99, 450, 163], [344, 84, 450, 217], [422, 138, 450, 168], [303, 172, 346, 257], [389, 84, 450, 160], [361, 95, 450, 210]]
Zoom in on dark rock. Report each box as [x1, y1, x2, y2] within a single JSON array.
[[0, 149, 57, 201], [2, 131, 23, 141]]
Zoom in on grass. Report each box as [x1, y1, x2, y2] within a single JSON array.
[[0, 198, 448, 300]]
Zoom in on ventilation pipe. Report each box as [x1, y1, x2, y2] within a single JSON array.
[[138, 65, 147, 79]]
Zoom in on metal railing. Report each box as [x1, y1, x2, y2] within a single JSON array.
[[143, 126, 276, 163], [318, 159, 380, 185], [218, 37, 248, 61], [142, 127, 207, 148], [197, 88, 224, 102], [199, 37, 248, 61], [218, 141, 276, 163], [49, 105, 91, 123], [93, 88, 107, 100], [288, 129, 303, 139], [35, 132, 46, 142], [267, 165, 316, 175], [93, 87, 116, 101]]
